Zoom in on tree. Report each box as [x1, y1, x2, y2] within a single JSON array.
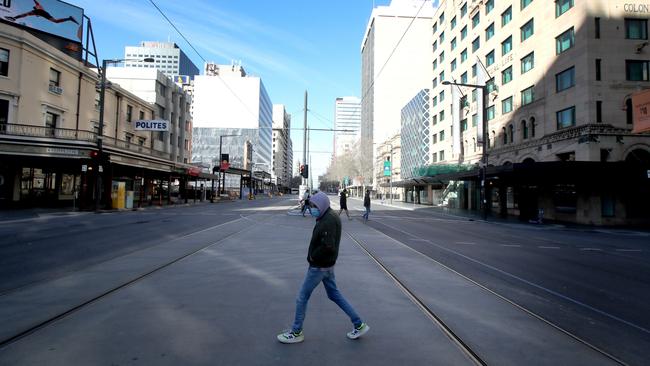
[[323, 142, 362, 185]]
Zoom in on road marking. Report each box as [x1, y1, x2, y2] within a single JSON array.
[[455, 241, 477, 245], [500, 244, 521, 247], [615, 249, 642, 252], [538, 246, 561, 249], [410, 238, 429, 242], [580, 248, 603, 251]]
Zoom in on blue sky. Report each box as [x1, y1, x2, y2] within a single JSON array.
[[72, 0, 393, 184]]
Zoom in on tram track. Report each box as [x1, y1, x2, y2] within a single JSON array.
[[347, 225, 628, 366], [0, 213, 269, 350]]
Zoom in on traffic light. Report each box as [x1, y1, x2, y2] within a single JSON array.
[[300, 164, 309, 178]]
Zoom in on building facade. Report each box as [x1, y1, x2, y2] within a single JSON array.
[[191, 63, 273, 191], [0, 23, 196, 210], [361, 0, 434, 186], [374, 134, 402, 201], [272, 104, 291, 190], [420, 0, 650, 225], [334, 96, 361, 156], [401, 89, 431, 179], [124, 41, 199, 79]]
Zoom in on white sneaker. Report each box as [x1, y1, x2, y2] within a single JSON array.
[[347, 323, 369, 339], [277, 330, 304, 344]]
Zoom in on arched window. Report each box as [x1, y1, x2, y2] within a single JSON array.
[[521, 120, 528, 139], [509, 124, 514, 143], [473, 137, 477, 152], [530, 117, 536, 137], [502, 127, 507, 145], [626, 98, 633, 125]]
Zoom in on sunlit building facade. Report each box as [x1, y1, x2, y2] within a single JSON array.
[[334, 96, 361, 157], [401, 89, 430, 179]]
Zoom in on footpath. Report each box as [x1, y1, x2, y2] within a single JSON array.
[[0, 200, 618, 365]]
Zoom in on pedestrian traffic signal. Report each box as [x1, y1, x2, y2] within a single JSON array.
[[300, 164, 309, 178]]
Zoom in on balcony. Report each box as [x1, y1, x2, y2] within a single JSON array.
[[48, 84, 63, 95], [0, 123, 171, 160]]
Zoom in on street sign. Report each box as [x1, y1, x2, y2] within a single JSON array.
[[383, 161, 391, 176]]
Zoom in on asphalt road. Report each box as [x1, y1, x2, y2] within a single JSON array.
[[1, 196, 649, 364], [0, 198, 293, 294], [342, 198, 650, 365]]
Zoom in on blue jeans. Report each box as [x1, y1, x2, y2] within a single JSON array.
[[292, 266, 362, 332], [362, 207, 370, 220]]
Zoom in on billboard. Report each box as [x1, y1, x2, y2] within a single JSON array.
[[1, 0, 83, 42], [632, 88, 650, 134]]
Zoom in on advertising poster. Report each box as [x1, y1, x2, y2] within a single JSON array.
[[632, 88, 650, 134], [1, 0, 83, 42]]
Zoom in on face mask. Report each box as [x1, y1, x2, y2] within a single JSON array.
[[310, 208, 321, 218]]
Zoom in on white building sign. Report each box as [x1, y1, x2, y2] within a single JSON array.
[[134, 119, 169, 131]]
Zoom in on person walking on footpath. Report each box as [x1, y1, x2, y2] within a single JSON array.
[[338, 188, 351, 220], [300, 191, 312, 217], [362, 190, 371, 221], [277, 192, 369, 344]]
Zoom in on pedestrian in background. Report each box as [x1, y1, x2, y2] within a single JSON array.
[[362, 190, 371, 221], [301, 191, 312, 217], [338, 188, 351, 220], [277, 192, 369, 344]]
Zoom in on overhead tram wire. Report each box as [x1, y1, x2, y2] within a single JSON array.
[[148, 0, 262, 126]]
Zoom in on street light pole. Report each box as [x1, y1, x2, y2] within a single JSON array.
[[389, 144, 393, 205], [442, 80, 489, 220]]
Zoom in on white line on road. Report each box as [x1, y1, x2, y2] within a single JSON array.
[[615, 249, 642, 252], [455, 241, 477, 245], [499, 244, 521, 247], [579, 248, 603, 251], [538, 246, 561, 249]]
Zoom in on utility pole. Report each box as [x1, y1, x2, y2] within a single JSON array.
[[302, 90, 308, 186]]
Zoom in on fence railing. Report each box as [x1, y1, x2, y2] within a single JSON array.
[[0, 123, 171, 160]]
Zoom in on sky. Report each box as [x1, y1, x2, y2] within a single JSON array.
[[71, 0, 395, 186]]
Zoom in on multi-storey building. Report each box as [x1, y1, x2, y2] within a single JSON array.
[[374, 134, 402, 201], [361, 0, 434, 186], [124, 41, 199, 79], [334, 96, 361, 156], [0, 22, 195, 210], [421, 0, 650, 225], [401, 89, 431, 179], [191, 63, 273, 192], [272, 104, 291, 190]]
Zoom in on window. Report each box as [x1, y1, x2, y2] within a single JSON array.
[[461, 71, 468, 83], [626, 98, 633, 124], [502, 127, 508, 145], [440, 110, 445, 121], [432, 40, 437, 52], [460, 95, 468, 108], [557, 106, 576, 129], [440, 31, 445, 43], [432, 151, 437, 162], [502, 66, 513, 84], [596, 101, 602, 123], [556, 0, 573, 17], [440, 71, 445, 83], [509, 124, 514, 143], [440, 130, 445, 141], [461, 49, 468, 63], [439, 13, 445, 24], [472, 114, 478, 127], [451, 59, 457, 71], [626, 19, 648, 40], [472, 88, 477, 102], [521, 0, 533, 9], [556, 66, 575, 92], [595, 17, 600, 39], [472, 37, 480, 52], [596, 59, 602, 80], [486, 23, 495, 40], [49, 68, 60, 87], [556, 27, 575, 54], [433, 77, 438, 88], [472, 13, 480, 28], [461, 3, 467, 17], [521, 85, 535, 105], [502, 96, 513, 114], [521, 52, 534, 73], [486, 0, 494, 14], [487, 77, 496, 93], [439, 150, 445, 161], [94, 91, 100, 110], [451, 16, 457, 30], [0, 99, 9, 124], [432, 133, 438, 144], [461, 118, 468, 131], [472, 64, 477, 77], [0, 48, 8, 77], [433, 59, 438, 70], [432, 95, 438, 107], [521, 19, 534, 41], [522, 120, 528, 139], [440, 51, 445, 63], [451, 37, 457, 51], [440, 90, 445, 102], [461, 26, 468, 40], [433, 22, 438, 34], [487, 105, 495, 120], [126, 105, 133, 122], [502, 36, 512, 55], [627, 60, 650, 81], [486, 50, 495, 66], [45, 111, 58, 136], [139, 110, 145, 120], [530, 117, 536, 137], [502, 6, 512, 26]]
